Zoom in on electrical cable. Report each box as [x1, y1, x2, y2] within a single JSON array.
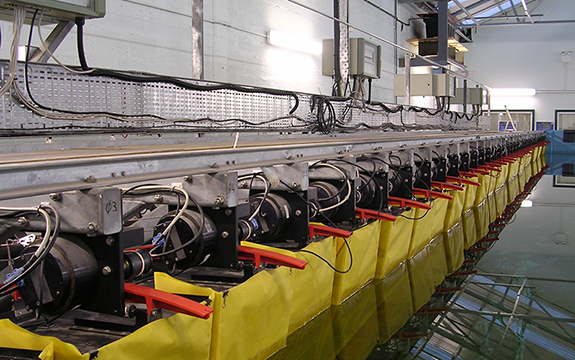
[[309, 161, 349, 201], [74, 18, 300, 114], [37, 12, 94, 74], [278, 179, 353, 273], [399, 208, 430, 220], [122, 185, 205, 258], [300, 244, 352, 274], [0, 204, 60, 297], [310, 162, 352, 212], [238, 174, 271, 221], [0, 6, 25, 96]]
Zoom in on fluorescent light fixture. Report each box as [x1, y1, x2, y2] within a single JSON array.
[[490, 88, 536, 97], [521, 199, 533, 207], [267, 30, 322, 55]]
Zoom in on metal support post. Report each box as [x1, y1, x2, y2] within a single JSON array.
[[192, 0, 204, 80], [404, 53, 411, 105], [29, 20, 75, 63]]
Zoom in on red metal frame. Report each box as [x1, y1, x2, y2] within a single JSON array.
[[355, 208, 397, 222], [478, 164, 501, 173], [124, 283, 214, 319], [470, 168, 489, 175], [413, 188, 454, 200], [431, 181, 465, 191], [238, 245, 307, 270], [308, 224, 352, 239], [435, 286, 461, 294], [446, 176, 481, 187], [459, 171, 479, 178], [388, 196, 432, 210]]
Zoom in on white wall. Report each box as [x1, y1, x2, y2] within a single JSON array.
[[464, 0, 575, 124], [0, 0, 423, 102]]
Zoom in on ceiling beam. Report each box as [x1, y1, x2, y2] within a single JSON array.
[[520, 0, 534, 23], [459, 19, 575, 27], [452, 0, 480, 26], [509, 0, 521, 22], [492, 0, 506, 13]]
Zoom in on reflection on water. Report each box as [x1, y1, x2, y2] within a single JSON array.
[[270, 147, 575, 360]]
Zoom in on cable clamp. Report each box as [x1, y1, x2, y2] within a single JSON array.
[[5, 267, 24, 286], [152, 233, 165, 247]]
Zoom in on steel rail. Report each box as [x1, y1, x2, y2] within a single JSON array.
[[0, 131, 537, 200]]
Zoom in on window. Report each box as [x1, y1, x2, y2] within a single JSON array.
[[555, 110, 575, 131], [490, 110, 534, 131]]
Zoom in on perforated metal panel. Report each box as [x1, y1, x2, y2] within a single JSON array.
[[0, 61, 483, 134]]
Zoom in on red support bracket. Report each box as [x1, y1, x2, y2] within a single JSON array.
[[459, 171, 479, 178], [392, 332, 429, 340], [478, 164, 501, 173], [355, 208, 397, 222], [436, 286, 461, 294], [124, 283, 214, 319], [431, 181, 465, 191], [418, 306, 450, 314], [309, 224, 352, 239], [238, 245, 307, 270], [470, 168, 489, 175], [413, 188, 454, 200], [446, 176, 481, 187], [480, 238, 499, 243], [492, 159, 514, 165], [463, 259, 476, 264], [388, 196, 432, 210], [450, 270, 478, 277], [466, 247, 488, 252]]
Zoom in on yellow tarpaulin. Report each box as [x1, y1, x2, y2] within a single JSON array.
[[487, 193, 498, 223], [462, 208, 478, 249], [474, 173, 492, 207], [443, 222, 464, 274], [495, 163, 509, 189], [409, 198, 449, 258], [375, 209, 414, 279], [495, 184, 508, 217], [337, 308, 379, 360], [0, 319, 87, 360], [332, 282, 378, 354], [427, 234, 448, 287], [444, 188, 466, 230], [268, 309, 336, 360], [375, 263, 413, 344], [463, 180, 478, 212], [155, 264, 292, 360], [332, 221, 380, 305], [408, 247, 435, 312]]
